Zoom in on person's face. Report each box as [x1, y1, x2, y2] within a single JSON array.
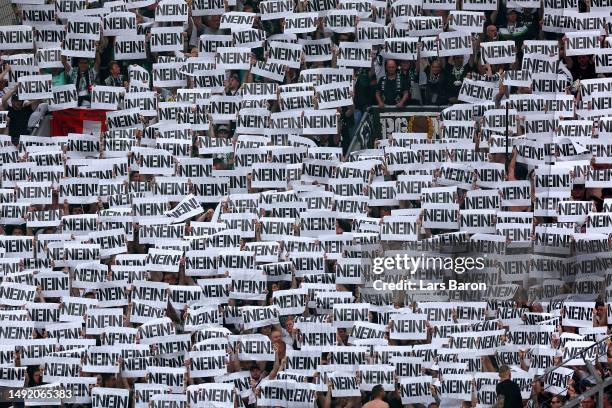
[[572, 185, 585, 199], [12, 99, 23, 109], [33, 370, 41, 382], [487, 26, 497, 39], [400, 60, 409, 71], [507, 11, 517, 23], [578, 55, 590, 67], [208, 15, 221, 29], [431, 61, 442, 74], [596, 305, 606, 317], [12, 228, 24, 236], [533, 381, 542, 393], [286, 319, 294, 332], [581, 397, 595, 408], [104, 376, 117, 388], [250, 367, 261, 380], [111, 64, 121, 76], [230, 76, 239, 89], [551, 397, 562, 407], [163, 272, 177, 285], [338, 328, 348, 341], [454, 56, 464, 66], [270, 330, 281, 344], [78, 59, 89, 72], [386, 60, 397, 75]]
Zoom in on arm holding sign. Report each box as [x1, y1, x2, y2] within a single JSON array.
[[430, 384, 441, 405], [375, 78, 384, 107], [331, 45, 338, 68], [93, 41, 105, 75], [35, 286, 45, 303], [1, 85, 15, 110], [471, 378, 478, 407], [116, 358, 130, 390], [61, 53, 71, 76], [0, 63, 10, 83], [228, 341, 242, 372], [518, 349, 529, 371], [322, 380, 332, 408], [267, 345, 284, 379], [482, 355, 496, 372]]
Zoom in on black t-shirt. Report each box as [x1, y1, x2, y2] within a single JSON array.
[[571, 61, 596, 81], [445, 65, 470, 99], [377, 75, 409, 105], [496, 379, 523, 408], [8, 105, 34, 143], [354, 69, 374, 110]]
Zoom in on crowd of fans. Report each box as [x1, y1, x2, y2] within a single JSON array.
[[0, 0, 612, 406]]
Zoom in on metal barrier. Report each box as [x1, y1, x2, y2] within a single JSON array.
[[520, 334, 611, 408], [563, 378, 612, 407]]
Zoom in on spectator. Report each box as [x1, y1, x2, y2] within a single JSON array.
[[216, 124, 232, 138], [421, 59, 447, 105], [484, 25, 500, 42], [580, 395, 596, 408], [445, 55, 473, 104], [352, 67, 376, 134], [498, 8, 534, 45], [375, 59, 410, 108], [363, 385, 389, 408], [594, 300, 608, 327], [62, 49, 102, 107], [225, 72, 241, 96], [1, 87, 38, 145], [104, 61, 127, 87], [398, 60, 420, 105], [189, 15, 227, 48], [551, 396, 565, 406], [570, 55, 597, 81], [373, 47, 386, 80], [496, 365, 523, 408]]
